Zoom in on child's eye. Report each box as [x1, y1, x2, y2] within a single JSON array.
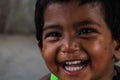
[[79, 28, 97, 36], [79, 28, 95, 34], [45, 32, 62, 40]]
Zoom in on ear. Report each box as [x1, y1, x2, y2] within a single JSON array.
[[38, 42, 44, 57], [113, 40, 120, 60], [38, 42, 42, 49]]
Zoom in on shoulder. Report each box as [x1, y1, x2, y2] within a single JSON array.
[[115, 66, 120, 74], [114, 66, 120, 80], [40, 73, 51, 80]]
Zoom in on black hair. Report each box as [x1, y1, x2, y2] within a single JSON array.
[[35, 0, 120, 47]]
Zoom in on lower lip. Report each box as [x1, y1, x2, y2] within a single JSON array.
[[60, 65, 88, 76]]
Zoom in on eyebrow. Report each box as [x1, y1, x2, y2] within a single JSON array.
[[73, 20, 101, 28], [43, 20, 101, 31], [43, 24, 63, 32]]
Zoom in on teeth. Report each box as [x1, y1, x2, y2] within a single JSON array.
[[65, 61, 81, 65], [65, 66, 83, 72]]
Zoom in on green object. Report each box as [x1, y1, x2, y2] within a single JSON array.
[[51, 73, 58, 80]]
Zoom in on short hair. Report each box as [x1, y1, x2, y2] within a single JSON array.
[[35, 0, 120, 47]]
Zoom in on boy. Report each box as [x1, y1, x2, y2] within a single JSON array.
[[35, 0, 120, 80]]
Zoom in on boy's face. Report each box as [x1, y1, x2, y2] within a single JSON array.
[[41, 2, 117, 80]]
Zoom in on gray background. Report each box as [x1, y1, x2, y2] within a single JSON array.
[[0, 0, 49, 80], [0, 0, 35, 34], [0, 35, 49, 80]]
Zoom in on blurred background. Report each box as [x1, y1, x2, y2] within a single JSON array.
[[0, 0, 49, 80]]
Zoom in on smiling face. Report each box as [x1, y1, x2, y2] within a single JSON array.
[[41, 2, 117, 80]]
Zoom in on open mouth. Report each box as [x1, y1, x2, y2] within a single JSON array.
[[61, 60, 89, 72]]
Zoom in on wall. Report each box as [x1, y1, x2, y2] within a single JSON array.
[[0, 0, 35, 34], [0, 0, 49, 80]]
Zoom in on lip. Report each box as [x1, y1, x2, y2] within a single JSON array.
[[59, 60, 89, 76]]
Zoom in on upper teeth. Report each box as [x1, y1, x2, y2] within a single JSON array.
[[65, 61, 81, 65]]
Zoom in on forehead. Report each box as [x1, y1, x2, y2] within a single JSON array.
[[44, 1, 102, 15], [46, 2, 81, 14], [44, 2, 104, 26]]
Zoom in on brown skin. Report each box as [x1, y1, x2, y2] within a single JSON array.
[[40, 2, 120, 80]]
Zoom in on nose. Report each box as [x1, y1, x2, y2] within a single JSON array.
[[61, 36, 79, 54]]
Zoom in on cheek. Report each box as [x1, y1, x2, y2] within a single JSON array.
[[42, 42, 59, 73], [42, 43, 56, 63], [92, 41, 113, 59], [86, 39, 114, 73]]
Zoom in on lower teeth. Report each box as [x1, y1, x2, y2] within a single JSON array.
[[65, 66, 83, 72]]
